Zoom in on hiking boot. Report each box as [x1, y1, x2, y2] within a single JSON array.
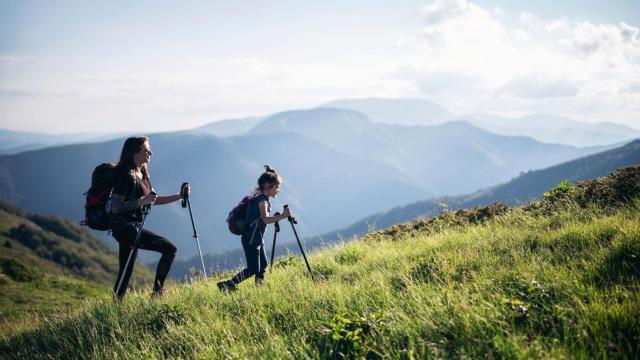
[[217, 280, 237, 292], [151, 289, 164, 299]]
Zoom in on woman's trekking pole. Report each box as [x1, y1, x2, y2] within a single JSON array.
[[114, 206, 150, 298], [182, 182, 207, 280], [269, 212, 281, 272], [284, 205, 315, 280]]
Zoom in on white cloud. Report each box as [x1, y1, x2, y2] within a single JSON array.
[[393, 0, 640, 126], [621, 81, 640, 94], [0, 55, 30, 65], [2, 2, 639, 132], [499, 73, 579, 99], [395, 67, 481, 95]]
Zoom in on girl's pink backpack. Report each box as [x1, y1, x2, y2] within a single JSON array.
[[226, 195, 253, 235]]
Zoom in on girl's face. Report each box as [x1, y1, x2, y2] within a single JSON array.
[[264, 181, 281, 197], [134, 141, 152, 166]]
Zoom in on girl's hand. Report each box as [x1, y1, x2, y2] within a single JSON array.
[[282, 208, 292, 219]]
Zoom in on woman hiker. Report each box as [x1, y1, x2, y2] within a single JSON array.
[[111, 136, 190, 299]]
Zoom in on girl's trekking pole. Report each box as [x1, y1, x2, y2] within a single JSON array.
[[270, 212, 281, 272], [114, 206, 150, 298], [284, 205, 315, 280], [182, 182, 207, 280]]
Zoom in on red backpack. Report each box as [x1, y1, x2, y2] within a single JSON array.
[[226, 196, 253, 235], [81, 163, 136, 231], [81, 163, 118, 230]]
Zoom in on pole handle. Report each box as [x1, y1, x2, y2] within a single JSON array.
[[181, 182, 189, 208], [283, 204, 297, 224], [273, 212, 281, 232]]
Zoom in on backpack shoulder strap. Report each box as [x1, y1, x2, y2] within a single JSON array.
[[116, 170, 137, 202]]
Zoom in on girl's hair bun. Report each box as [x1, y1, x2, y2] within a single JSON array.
[[264, 165, 276, 173]]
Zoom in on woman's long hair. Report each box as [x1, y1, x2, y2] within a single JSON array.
[[116, 136, 150, 181]]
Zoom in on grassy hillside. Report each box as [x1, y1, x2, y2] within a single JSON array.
[[0, 199, 154, 335], [1, 167, 638, 358]]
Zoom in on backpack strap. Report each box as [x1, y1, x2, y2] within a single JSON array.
[[247, 194, 269, 245], [248, 218, 260, 245]]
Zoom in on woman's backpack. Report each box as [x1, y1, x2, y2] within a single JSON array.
[[226, 196, 253, 235], [81, 163, 118, 230]]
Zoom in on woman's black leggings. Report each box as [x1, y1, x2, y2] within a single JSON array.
[[112, 225, 177, 298]]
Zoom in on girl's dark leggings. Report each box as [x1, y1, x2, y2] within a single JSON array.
[[231, 236, 267, 284], [112, 226, 177, 298]]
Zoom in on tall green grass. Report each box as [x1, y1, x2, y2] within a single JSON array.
[[1, 200, 639, 359]]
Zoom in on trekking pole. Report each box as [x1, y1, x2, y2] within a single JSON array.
[[284, 205, 315, 280], [182, 182, 207, 280], [114, 206, 149, 298], [270, 212, 281, 272]]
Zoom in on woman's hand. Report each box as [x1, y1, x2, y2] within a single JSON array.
[[281, 207, 292, 220], [181, 184, 191, 199], [139, 193, 158, 206]]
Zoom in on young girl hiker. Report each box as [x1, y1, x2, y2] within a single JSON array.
[[217, 165, 291, 291], [111, 136, 190, 299]]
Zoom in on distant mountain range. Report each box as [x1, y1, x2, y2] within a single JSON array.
[[5, 98, 638, 151], [194, 116, 263, 137], [0, 129, 427, 262], [315, 138, 640, 244], [462, 113, 640, 147], [247, 108, 617, 195], [321, 98, 640, 147], [321, 98, 455, 126], [2, 100, 637, 264], [0, 107, 615, 263], [166, 139, 640, 279]]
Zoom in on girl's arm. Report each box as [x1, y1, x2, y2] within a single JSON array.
[[259, 200, 290, 224]]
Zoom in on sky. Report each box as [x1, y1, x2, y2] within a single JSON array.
[[1, 0, 639, 133]]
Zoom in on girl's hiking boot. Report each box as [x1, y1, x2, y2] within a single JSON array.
[[217, 280, 237, 292]]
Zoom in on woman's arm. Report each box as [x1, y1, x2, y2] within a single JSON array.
[[152, 184, 191, 205], [111, 194, 141, 214], [111, 172, 156, 213], [259, 201, 290, 224], [111, 193, 156, 213], [153, 194, 181, 205]]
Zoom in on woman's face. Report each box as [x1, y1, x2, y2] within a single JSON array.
[[133, 141, 152, 166]]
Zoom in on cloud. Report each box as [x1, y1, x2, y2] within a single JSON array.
[[230, 58, 287, 82], [392, 0, 640, 123], [420, 0, 507, 52], [0, 87, 77, 98], [395, 67, 480, 95], [621, 81, 640, 94], [0, 55, 29, 65], [499, 74, 579, 99]]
